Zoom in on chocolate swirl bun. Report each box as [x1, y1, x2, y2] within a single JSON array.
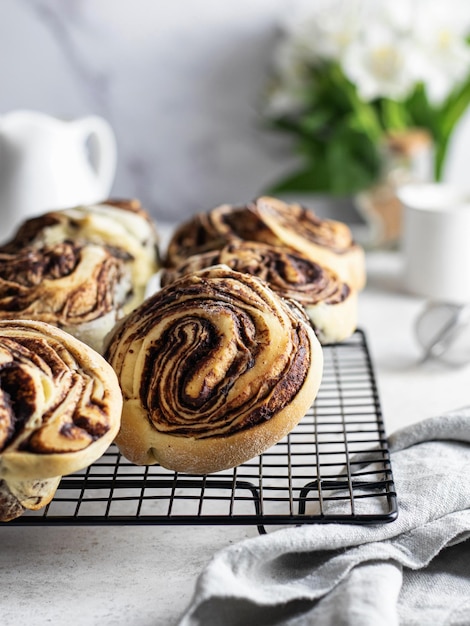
[[161, 241, 357, 344], [165, 196, 365, 291], [0, 241, 131, 354], [2, 199, 160, 313], [105, 266, 323, 474], [0, 320, 122, 521]]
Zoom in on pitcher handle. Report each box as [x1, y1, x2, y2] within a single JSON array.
[[75, 115, 117, 198]]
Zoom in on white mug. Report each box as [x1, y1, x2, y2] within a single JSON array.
[[0, 110, 117, 242], [399, 183, 470, 304]]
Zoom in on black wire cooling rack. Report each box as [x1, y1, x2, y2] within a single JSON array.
[[10, 329, 397, 533]]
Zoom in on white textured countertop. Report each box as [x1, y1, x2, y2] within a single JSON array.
[[2, 244, 469, 626]]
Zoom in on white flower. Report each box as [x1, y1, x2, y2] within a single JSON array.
[[342, 24, 421, 101], [268, 0, 470, 107], [265, 0, 365, 115], [367, 0, 415, 34], [283, 0, 364, 63], [411, 2, 470, 103]]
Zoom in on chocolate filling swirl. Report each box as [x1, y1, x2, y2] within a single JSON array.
[[161, 241, 350, 306], [106, 267, 315, 439], [0, 241, 130, 328], [0, 199, 161, 316], [165, 196, 356, 268], [0, 322, 116, 455]]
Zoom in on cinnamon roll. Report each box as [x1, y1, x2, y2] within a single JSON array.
[[105, 266, 323, 474], [165, 196, 365, 290], [0, 320, 122, 521], [0, 241, 131, 354], [2, 199, 160, 313], [161, 241, 357, 344]]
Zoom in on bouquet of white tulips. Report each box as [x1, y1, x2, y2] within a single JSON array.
[[264, 0, 470, 195]]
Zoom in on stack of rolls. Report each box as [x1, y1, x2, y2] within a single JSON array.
[[162, 196, 365, 345], [0, 199, 160, 354], [165, 195, 366, 292], [0, 198, 158, 520], [103, 195, 365, 474], [161, 239, 357, 345]]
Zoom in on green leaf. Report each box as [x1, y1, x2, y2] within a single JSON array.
[[266, 163, 332, 194], [298, 109, 334, 134], [323, 116, 381, 193], [404, 84, 438, 132], [326, 63, 383, 142], [403, 79, 470, 180], [440, 81, 470, 137], [266, 112, 382, 195], [380, 99, 410, 131], [434, 79, 470, 178]]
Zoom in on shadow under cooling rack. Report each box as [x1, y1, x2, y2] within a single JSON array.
[[10, 329, 398, 533]]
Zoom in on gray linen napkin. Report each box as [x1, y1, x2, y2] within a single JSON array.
[[178, 408, 470, 626]]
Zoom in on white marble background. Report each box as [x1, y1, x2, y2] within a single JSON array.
[[1, 0, 470, 224]]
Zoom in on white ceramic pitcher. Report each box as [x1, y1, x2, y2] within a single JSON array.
[[0, 110, 117, 242]]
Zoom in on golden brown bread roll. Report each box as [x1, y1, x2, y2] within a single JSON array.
[[1, 199, 160, 313], [0, 320, 122, 521], [165, 196, 365, 291], [105, 266, 323, 474], [0, 241, 131, 354], [161, 240, 357, 344]]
